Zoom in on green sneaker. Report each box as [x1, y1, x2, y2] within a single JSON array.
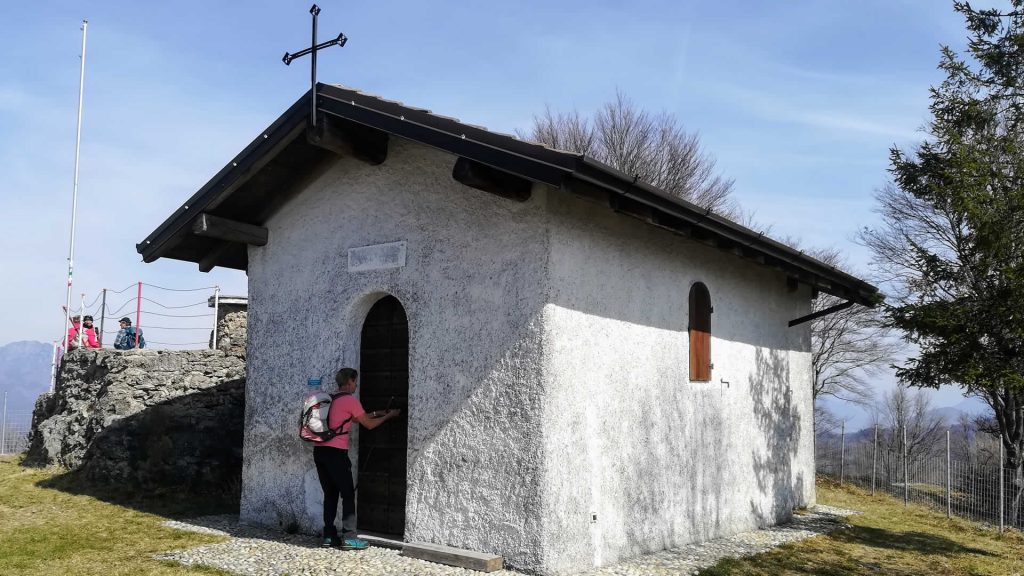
[[321, 535, 342, 548], [341, 537, 369, 551]]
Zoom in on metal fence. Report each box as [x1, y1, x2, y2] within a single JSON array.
[[817, 426, 1024, 531], [0, 411, 32, 455]]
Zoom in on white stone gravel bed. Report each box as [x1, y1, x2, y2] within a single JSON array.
[[158, 505, 857, 576]]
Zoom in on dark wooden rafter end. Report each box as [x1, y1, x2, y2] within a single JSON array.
[[608, 194, 654, 221], [561, 175, 610, 205], [649, 212, 692, 236], [307, 112, 389, 165], [452, 157, 532, 201], [192, 213, 269, 246], [198, 242, 239, 273]]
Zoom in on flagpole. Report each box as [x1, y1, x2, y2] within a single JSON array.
[[61, 19, 88, 371]]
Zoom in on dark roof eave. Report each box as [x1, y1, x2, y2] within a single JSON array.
[[572, 158, 879, 306], [136, 84, 880, 307], [136, 92, 311, 263]]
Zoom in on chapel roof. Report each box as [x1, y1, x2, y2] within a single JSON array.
[[137, 83, 879, 307]]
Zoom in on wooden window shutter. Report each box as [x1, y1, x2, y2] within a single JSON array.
[[689, 282, 712, 381]]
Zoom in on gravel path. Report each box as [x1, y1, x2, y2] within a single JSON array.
[[158, 505, 857, 576]]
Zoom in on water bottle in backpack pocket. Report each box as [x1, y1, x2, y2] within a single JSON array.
[[299, 390, 351, 443]]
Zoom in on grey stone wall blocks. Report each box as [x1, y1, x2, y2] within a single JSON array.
[[27, 312, 247, 493]]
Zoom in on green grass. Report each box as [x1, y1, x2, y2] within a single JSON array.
[[0, 455, 233, 576], [6, 455, 1022, 576], [699, 475, 1024, 576]]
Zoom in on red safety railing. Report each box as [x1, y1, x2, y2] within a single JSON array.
[[60, 282, 224, 352]]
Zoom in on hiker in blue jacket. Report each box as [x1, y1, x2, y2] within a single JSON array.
[[113, 317, 146, 349]]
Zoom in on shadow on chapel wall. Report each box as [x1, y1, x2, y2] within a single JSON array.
[[749, 346, 805, 526]]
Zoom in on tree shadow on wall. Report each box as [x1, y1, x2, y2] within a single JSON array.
[[749, 347, 805, 527], [35, 379, 245, 519], [610, 394, 729, 555]]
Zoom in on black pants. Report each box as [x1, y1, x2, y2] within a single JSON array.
[[313, 446, 356, 538]]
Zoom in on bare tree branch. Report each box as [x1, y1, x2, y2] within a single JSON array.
[[520, 91, 738, 217], [872, 384, 948, 472], [800, 248, 901, 407]]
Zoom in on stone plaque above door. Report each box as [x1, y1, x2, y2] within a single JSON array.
[[348, 241, 407, 273]]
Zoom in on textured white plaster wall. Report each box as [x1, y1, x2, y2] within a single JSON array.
[[539, 192, 815, 574], [241, 140, 551, 572], [239, 135, 815, 575]]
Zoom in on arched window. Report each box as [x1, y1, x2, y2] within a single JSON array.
[[689, 282, 712, 382]]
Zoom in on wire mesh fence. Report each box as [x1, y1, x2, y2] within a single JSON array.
[[817, 427, 1024, 531], [0, 412, 32, 455]]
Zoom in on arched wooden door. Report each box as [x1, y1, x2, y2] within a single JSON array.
[[357, 295, 409, 536]]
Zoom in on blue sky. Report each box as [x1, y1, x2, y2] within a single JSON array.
[[0, 1, 994, 424]]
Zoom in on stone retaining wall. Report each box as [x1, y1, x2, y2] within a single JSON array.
[[26, 313, 247, 493], [214, 310, 247, 359]]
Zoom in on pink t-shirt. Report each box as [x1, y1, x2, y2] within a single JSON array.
[[320, 394, 365, 450]]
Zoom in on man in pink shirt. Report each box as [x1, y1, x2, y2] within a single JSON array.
[[315, 367, 400, 550]]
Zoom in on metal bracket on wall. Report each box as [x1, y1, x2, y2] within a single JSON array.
[[788, 299, 855, 327]]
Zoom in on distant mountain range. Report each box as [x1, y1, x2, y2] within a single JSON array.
[[821, 392, 989, 431], [0, 341, 52, 419], [818, 397, 991, 441], [931, 398, 990, 427]]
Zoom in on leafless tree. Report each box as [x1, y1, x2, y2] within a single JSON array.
[[814, 404, 842, 437], [873, 385, 948, 476], [951, 412, 1002, 468], [859, 183, 966, 306], [809, 247, 901, 407], [522, 91, 738, 216]]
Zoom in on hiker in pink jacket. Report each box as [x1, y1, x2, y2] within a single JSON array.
[[67, 315, 100, 349]]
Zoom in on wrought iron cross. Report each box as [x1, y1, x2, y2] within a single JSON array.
[[282, 4, 347, 129]]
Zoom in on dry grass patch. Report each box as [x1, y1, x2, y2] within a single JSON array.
[[0, 455, 232, 576], [699, 476, 1024, 576]]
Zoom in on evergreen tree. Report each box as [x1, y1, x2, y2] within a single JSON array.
[[862, 1, 1024, 524]]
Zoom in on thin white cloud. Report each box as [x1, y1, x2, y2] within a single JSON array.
[[0, 85, 32, 111], [794, 110, 923, 142], [700, 79, 924, 142]]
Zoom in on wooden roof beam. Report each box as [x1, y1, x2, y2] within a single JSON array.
[[198, 242, 235, 273], [307, 113, 389, 165], [452, 157, 532, 201], [193, 213, 268, 246]]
